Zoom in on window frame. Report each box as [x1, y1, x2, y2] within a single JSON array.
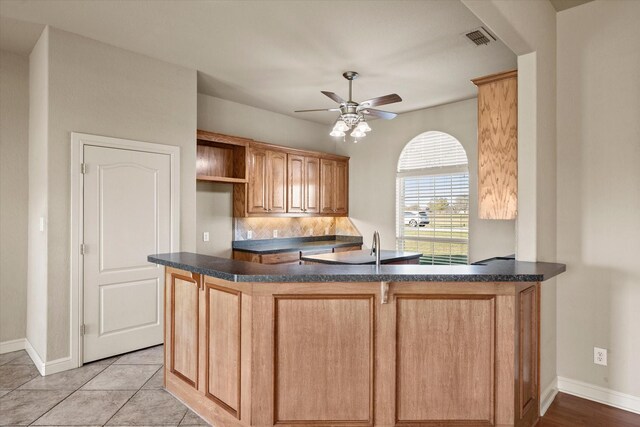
[[396, 131, 470, 265]]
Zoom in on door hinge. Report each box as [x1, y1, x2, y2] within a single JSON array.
[[80, 324, 86, 336], [80, 243, 86, 255], [80, 163, 87, 174]]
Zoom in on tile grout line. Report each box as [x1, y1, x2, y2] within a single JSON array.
[[139, 365, 163, 389], [5, 366, 41, 392], [27, 362, 114, 426], [100, 348, 165, 427], [101, 387, 143, 427], [177, 399, 190, 427], [26, 388, 76, 426], [6, 346, 170, 427], [0, 350, 26, 366]]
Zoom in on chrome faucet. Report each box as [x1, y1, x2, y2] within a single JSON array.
[[370, 231, 381, 268]]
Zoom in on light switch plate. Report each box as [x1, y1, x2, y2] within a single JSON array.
[[203, 232, 209, 242], [273, 230, 278, 238], [247, 230, 253, 239]]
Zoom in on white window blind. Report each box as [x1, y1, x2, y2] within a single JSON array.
[[398, 131, 468, 173], [396, 132, 469, 265]]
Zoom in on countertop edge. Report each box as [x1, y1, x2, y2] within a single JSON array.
[[149, 253, 566, 283]]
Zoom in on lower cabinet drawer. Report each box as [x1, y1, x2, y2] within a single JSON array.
[[333, 245, 362, 253], [300, 248, 333, 257], [260, 251, 300, 264]]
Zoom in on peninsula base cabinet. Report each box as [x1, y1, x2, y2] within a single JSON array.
[[164, 266, 540, 427]]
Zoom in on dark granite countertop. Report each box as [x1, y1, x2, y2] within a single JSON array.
[[148, 252, 566, 283], [301, 249, 421, 265], [232, 235, 363, 254]]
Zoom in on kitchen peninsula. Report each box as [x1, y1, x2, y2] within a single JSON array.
[[149, 252, 565, 427]]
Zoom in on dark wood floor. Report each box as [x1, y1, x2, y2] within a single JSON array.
[[539, 392, 640, 426]]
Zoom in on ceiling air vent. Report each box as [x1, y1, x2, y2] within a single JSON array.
[[465, 27, 497, 46]]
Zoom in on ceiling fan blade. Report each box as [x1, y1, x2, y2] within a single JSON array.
[[361, 108, 398, 120], [321, 91, 346, 104], [294, 108, 341, 113], [358, 93, 402, 109]]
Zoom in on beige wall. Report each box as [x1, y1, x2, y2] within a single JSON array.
[[196, 94, 331, 257], [462, 0, 558, 397], [335, 98, 516, 262], [0, 50, 29, 345], [31, 27, 198, 361], [557, 0, 640, 397], [27, 29, 49, 360]]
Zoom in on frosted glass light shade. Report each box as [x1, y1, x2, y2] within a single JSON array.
[[334, 120, 349, 132], [356, 121, 371, 132]]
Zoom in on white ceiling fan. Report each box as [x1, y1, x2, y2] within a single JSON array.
[[295, 71, 402, 140]]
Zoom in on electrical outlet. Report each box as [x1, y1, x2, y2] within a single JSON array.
[[203, 232, 209, 242], [594, 347, 607, 366], [247, 230, 253, 239], [273, 230, 278, 238]]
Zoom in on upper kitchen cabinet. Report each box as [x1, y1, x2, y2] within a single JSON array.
[[244, 146, 287, 214], [472, 70, 518, 220], [196, 130, 249, 183], [288, 155, 320, 214], [320, 159, 349, 215], [267, 150, 287, 213], [215, 132, 348, 217]]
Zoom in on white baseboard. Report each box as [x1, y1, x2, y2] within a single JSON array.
[[23, 339, 76, 376], [43, 355, 75, 375], [0, 338, 26, 354], [24, 339, 45, 375], [558, 376, 640, 415], [540, 378, 559, 416]]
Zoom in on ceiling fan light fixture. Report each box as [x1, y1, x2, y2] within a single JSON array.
[[334, 120, 349, 132], [295, 71, 402, 143], [356, 121, 371, 132], [350, 129, 366, 138]]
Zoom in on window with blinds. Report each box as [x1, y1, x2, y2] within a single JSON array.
[[396, 131, 469, 265]]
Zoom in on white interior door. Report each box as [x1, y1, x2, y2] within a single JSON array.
[[83, 145, 172, 362]]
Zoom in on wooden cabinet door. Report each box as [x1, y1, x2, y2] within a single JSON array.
[[287, 155, 305, 213], [268, 150, 287, 213], [201, 279, 242, 419], [165, 269, 200, 390], [304, 157, 320, 213], [319, 159, 335, 214], [334, 160, 348, 214], [473, 70, 517, 220], [247, 147, 268, 213]]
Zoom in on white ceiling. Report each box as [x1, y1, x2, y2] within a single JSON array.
[[0, 0, 516, 124], [549, 0, 594, 12]]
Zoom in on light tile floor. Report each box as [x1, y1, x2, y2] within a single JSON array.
[[0, 345, 209, 426]]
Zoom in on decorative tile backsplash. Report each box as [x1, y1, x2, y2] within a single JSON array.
[[234, 217, 360, 240]]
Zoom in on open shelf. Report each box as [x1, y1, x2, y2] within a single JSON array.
[[196, 130, 249, 184], [196, 175, 247, 184]]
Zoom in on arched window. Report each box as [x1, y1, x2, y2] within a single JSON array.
[[396, 131, 469, 265]]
